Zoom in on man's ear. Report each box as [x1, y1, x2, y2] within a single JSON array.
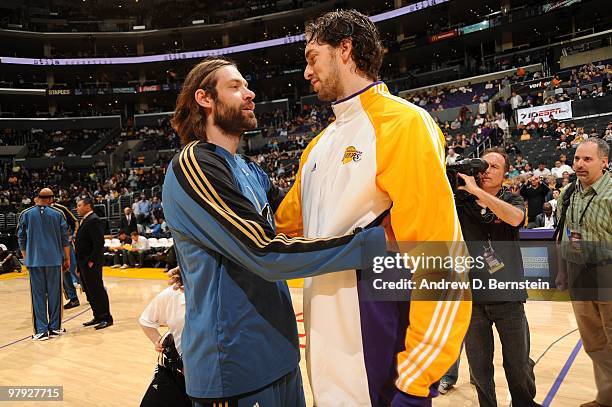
[[195, 88, 213, 110], [338, 38, 353, 64]]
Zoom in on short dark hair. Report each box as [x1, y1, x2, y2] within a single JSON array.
[[131, 231, 140, 237], [118, 230, 126, 235], [78, 197, 94, 208], [305, 10, 383, 81], [482, 147, 510, 173], [579, 138, 610, 158]]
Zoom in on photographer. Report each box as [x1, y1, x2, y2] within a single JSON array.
[[453, 147, 542, 407]]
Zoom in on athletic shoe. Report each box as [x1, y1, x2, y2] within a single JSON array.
[[438, 379, 454, 394], [32, 332, 49, 341], [49, 328, 66, 337], [110, 264, 120, 268], [120, 264, 129, 269]]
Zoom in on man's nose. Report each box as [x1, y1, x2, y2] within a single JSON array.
[[304, 65, 313, 80]]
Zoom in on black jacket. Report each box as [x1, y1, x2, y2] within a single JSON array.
[[75, 212, 105, 265], [119, 214, 138, 234]]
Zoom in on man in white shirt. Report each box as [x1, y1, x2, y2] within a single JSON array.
[[126, 231, 150, 268], [139, 287, 190, 407], [548, 189, 560, 212], [510, 91, 523, 110], [533, 162, 551, 178], [551, 160, 574, 179], [534, 203, 556, 229], [132, 201, 141, 219], [473, 115, 485, 127], [139, 286, 186, 356], [446, 148, 458, 165], [495, 114, 509, 131], [478, 98, 487, 116]]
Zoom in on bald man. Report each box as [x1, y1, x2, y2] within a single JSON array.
[[18, 188, 70, 341]]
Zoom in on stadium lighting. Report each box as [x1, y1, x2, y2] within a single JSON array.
[[0, 0, 449, 66]]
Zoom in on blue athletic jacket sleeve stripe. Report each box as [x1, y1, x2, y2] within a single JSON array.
[[168, 140, 386, 281]]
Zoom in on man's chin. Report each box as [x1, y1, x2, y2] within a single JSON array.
[[246, 117, 257, 129]]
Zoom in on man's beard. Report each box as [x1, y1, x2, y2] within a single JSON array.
[[316, 56, 342, 102], [213, 97, 258, 135]]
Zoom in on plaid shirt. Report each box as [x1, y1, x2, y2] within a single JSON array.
[[558, 172, 612, 264]]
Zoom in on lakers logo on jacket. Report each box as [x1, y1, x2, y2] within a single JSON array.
[[342, 146, 362, 164]]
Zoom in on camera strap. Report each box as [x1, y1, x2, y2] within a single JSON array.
[[553, 181, 576, 242]]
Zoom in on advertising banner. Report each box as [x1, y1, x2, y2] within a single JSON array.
[[138, 85, 161, 93], [516, 101, 572, 124], [428, 29, 459, 43], [47, 89, 72, 96]]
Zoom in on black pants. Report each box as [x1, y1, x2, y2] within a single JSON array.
[[464, 302, 541, 407], [78, 261, 112, 322], [141, 365, 191, 407], [113, 250, 126, 266], [127, 250, 146, 266]]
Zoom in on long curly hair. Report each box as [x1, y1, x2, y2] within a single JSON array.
[[171, 58, 235, 146]]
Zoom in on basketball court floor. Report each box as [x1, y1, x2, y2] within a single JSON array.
[[0, 268, 596, 406]]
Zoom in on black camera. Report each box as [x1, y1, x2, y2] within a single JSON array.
[[446, 158, 489, 196]]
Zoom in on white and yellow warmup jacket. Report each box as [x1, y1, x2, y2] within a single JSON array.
[[275, 82, 471, 406]]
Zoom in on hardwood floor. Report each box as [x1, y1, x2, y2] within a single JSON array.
[[0, 270, 598, 406]]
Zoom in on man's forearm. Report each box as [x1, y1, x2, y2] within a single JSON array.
[[475, 189, 525, 227], [63, 246, 70, 261], [140, 325, 162, 347]]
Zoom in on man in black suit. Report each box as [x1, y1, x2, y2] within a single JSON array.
[[119, 207, 138, 235], [75, 197, 113, 330]]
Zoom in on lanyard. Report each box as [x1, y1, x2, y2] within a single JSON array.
[[570, 188, 597, 227]]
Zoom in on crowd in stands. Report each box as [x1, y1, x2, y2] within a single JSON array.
[[1, 128, 107, 157], [514, 62, 612, 107], [438, 109, 508, 158], [0, 128, 20, 146], [104, 120, 180, 155], [403, 81, 500, 112], [2, 60, 610, 236], [494, 119, 611, 227], [402, 65, 548, 114], [0, 161, 166, 213]]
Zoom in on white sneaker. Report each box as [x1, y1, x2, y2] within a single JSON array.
[[110, 264, 120, 268], [32, 332, 50, 341], [438, 379, 454, 394], [120, 264, 129, 269], [49, 328, 66, 337]]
